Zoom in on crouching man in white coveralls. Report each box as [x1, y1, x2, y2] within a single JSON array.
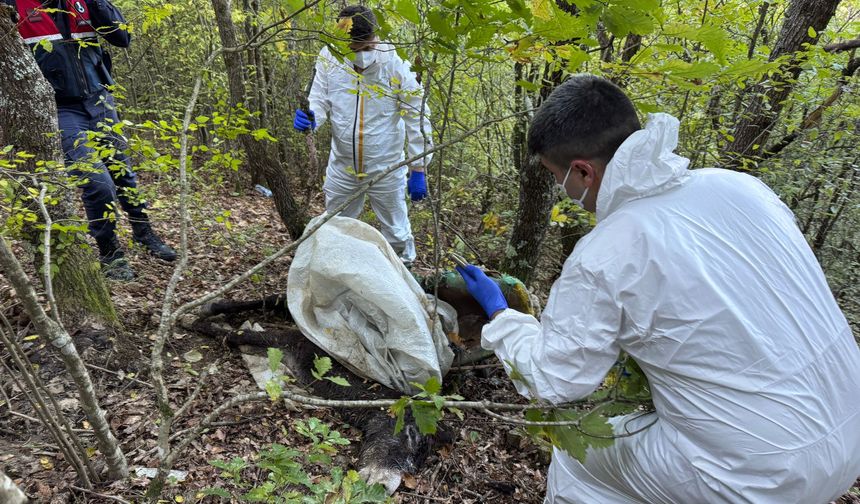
[[456, 74, 860, 503], [293, 5, 432, 265]]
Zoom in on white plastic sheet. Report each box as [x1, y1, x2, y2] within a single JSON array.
[[287, 215, 454, 393]]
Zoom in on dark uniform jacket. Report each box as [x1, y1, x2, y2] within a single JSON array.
[[5, 0, 130, 102]]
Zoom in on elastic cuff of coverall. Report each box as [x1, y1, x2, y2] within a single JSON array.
[[479, 309, 538, 345]]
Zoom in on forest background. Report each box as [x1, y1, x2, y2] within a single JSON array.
[[97, 0, 860, 327], [1, 0, 859, 502]]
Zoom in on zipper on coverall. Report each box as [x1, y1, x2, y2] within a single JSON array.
[[351, 77, 364, 176]]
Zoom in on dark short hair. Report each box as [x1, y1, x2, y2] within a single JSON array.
[[338, 5, 377, 42], [528, 74, 641, 167]]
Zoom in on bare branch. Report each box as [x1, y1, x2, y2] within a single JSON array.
[[824, 38, 860, 53], [0, 238, 127, 479], [36, 183, 60, 325]]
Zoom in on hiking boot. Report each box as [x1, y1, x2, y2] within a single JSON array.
[[97, 236, 135, 281], [132, 223, 177, 262]]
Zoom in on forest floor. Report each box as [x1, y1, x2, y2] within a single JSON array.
[[0, 175, 551, 503], [2, 174, 859, 503]]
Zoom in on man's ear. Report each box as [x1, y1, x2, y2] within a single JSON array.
[[570, 160, 595, 185]]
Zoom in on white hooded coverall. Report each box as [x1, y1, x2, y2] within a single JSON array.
[[308, 43, 433, 263], [483, 114, 860, 503]]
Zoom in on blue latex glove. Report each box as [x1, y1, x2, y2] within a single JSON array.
[[293, 109, 316, 132], [407, 170, 427, 201], [455, 264, 508, 318]]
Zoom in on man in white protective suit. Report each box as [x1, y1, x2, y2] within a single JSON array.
[[455, 74, 860, 503], [293, 5, 432, 265]]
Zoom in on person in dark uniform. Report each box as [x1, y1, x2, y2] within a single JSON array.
[[7, 0, 176, 280]]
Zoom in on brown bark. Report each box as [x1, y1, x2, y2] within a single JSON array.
[[620, 34, 642, 63], [722, 0, 841, 169], [502, 67, 555, 284], [0, 6, 117, 327], [824, 38, 860, 53], [503, 63, 565, 284], [211, 0, 307, 239]]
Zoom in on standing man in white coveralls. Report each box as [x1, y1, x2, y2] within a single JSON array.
[[456, 74, 860, 503], [293, 5, 432, 265]]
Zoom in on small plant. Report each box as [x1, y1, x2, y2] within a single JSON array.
[[389, 377, 464, 435], [203, 419, 389, 503]]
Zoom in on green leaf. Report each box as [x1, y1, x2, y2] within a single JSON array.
[[603, 5, 654, 36], [423, 376, 442, 396], [265, 379, 282, 401], [200, 487, 231, 497], [656, 60, 720, 80], [325, 375, 351, 387], [37, 38, 53, 53], [267, 347, 283, 374], [531, 0, 551, 20], [250, 128, 276, 142], [807, 26, 817, 38], [506, 0, 532, 22], [466, 23, 498, 49], [427, 9, 457, 41], [396, 0, 420, 24], [312, 355, 332, 380], [411, 401, 441, 434], [533, 5, 588, 42], [579, 410, 614, 440], [670, 24, 731, 63], [515, 79, 540, 91], [390, 397, 409, 434]]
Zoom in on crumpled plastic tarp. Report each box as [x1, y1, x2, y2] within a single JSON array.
[[287, 215, 454, 393]]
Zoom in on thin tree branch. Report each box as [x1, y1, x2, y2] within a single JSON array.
[[0, 238, 127, 479], [69, 485, 132, 504], [824, 38, 860, 53], [35, 183, 60, 325]]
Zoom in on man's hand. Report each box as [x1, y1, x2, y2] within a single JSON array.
[[293, 109, 316, 132], [407, 170, 427, 201], [455, 264, 508, 319]]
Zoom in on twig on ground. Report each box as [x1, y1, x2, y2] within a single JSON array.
[[69, 485, 132, 504], [8, 411, 94, 434], [399, 491, 449, 502], [84, 363, 153, 388]]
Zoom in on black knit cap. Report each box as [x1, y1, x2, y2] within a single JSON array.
[[338, 5, 377, 42]]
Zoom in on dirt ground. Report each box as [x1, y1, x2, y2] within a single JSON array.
[[1, 176, 859, 503], [0, 178, 551, 503]]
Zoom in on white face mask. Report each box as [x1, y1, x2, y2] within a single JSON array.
[[353, 50, 377, 69], [557, 166, 589, 209]]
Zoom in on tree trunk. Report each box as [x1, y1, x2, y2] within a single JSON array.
[[502, 64, 563, 284], [0, 7, 118, 328], [722, 0, 841, 169], [0, 471, 27, 504], [211, 0, 307, 239]]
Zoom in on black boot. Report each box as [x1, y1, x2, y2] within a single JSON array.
[[132, 223, 177, 262], [97, 236, 135, 281]]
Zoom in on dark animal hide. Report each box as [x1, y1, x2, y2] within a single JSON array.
[[188, 310, 450, 494]]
